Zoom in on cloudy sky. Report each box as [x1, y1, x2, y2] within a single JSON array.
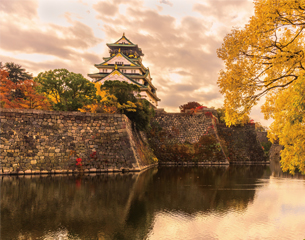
[[0, 0, 272, 126]]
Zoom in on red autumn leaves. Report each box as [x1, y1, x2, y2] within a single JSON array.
[[76, 158, 82, 166], [90, 151, 97, 158], [75, 151, 97, 166]]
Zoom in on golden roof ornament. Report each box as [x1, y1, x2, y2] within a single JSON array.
[[118, 48, 121, 52], [115, 64, 118, 70], [123, 32, 125, 36]]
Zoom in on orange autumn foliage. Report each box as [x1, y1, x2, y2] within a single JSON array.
[[0, 69, 18, 108], [17, 80, 52, 110], [0, 69, 51, 110]]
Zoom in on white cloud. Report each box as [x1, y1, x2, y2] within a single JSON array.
[[159, 0, 173, 7], [0, 0, 272, 126]]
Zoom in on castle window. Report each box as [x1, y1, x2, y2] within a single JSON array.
[[115, 62, 123, 65], [121, 69, 127, 73], [102, 69, 107, 73]]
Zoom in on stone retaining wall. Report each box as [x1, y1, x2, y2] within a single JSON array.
[[0, 108, 156, 175], [148, 111, 267, 164], [217, 124, 268, 163], [0, 108, 269, 175], [256, 132, 269, 143], [148, 110, 229, 163]]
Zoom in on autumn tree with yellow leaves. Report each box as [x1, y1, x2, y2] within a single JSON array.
[[217, 0, 305, 174], [79, 82, 118, 114]]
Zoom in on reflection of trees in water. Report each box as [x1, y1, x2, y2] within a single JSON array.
[[270, 158, 305, 179], [1, 166, 269, 239], [269, 145, 305, 179], [139, 166, 269, 215]]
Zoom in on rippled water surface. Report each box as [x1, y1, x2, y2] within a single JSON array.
[[1, 165, 305, 240]]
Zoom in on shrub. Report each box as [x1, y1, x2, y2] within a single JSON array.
[[179, 101, 203, 113]]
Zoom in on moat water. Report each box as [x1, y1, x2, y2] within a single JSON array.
[[1, 162, 305, 240]]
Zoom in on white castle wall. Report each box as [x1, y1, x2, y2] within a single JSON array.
[[107, 54, 134, 66]]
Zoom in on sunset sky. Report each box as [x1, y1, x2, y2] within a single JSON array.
[[0, 0, 272, 126]]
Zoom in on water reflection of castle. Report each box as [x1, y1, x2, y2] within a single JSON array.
[[1, 166, 269, 239]]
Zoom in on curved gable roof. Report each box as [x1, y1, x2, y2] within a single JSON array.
[[95, 51, 140, 67], [114, 34, 134, 45], [97, 69, 146, 88]]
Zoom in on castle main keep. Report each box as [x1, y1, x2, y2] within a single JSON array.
[[88, 33, 160, 108]]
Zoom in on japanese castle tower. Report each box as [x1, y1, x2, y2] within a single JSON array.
[[88, 33, 160, 108]]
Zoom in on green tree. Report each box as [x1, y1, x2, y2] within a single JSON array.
[[1, 62, 32, 83], [101, 80, 140, 107], [217, 0, 305, 173], [101, 80, 155, 131], [35, 69, 97, 111], [128, 99, 155, 131]]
